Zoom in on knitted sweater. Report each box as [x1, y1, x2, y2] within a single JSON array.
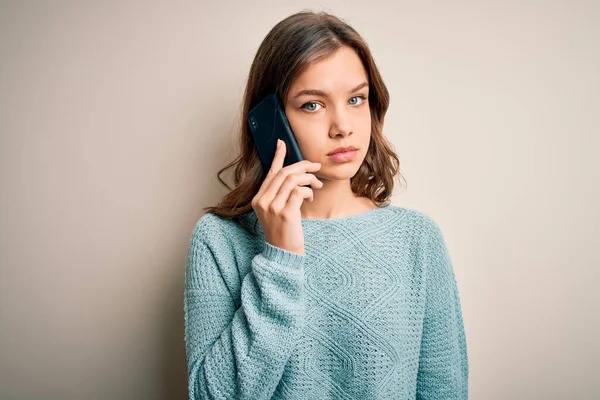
[[184, 204, 468, 399]]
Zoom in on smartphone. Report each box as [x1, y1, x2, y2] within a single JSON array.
[[248, 93, 304, 173]]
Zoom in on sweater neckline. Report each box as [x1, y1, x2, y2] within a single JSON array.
[[301, 204, 388, 224], [241, 205, 393, 235]]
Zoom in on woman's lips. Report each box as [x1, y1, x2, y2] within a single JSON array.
[[328, 149, 358, 162]]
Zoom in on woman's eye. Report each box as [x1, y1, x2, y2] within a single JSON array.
[[301, 102, 322, 112], [349, 95, 366, 106]]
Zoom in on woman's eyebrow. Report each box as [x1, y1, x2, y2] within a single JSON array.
[[293, 82, 369, 99]]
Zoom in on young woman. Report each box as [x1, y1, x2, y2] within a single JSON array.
[[184, 11, 468, 400]]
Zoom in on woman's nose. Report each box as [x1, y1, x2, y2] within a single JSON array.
[[328, 108, 352, 138]]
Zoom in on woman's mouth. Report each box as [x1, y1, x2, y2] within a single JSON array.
[[328, 149, 358, 163]]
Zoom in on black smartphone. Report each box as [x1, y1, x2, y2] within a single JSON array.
[[248, 93, 304, 172]]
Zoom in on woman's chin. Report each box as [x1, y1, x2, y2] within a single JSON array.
[[319, 163, 361, 181]]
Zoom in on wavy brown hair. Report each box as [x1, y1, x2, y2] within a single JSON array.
[[204, 11, 404, 232]]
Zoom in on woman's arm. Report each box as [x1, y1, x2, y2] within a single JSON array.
[[184, 219, 305, 400], [416, 220, 469, 399]]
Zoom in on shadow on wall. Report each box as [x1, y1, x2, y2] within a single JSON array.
[[160, 264, 188, 399], [159, 100, 239, 398]]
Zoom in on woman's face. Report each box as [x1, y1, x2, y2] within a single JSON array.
[[284, 46, 371, 181]]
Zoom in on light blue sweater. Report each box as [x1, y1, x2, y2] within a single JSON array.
[[184, 205, 468, 399]]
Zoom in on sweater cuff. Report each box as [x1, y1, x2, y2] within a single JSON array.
[[262, 242, 305, 269]]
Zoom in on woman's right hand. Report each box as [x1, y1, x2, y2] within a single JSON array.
[[251, 139, 323, 255]]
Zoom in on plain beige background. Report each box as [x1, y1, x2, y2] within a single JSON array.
[[1, 1, 598, 399]]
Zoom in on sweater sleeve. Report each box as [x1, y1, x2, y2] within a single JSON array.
[[184, 220, 306, 400], [416, 220, 469, 399]]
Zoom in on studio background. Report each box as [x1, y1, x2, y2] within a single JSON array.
[[1, 1, 598, 399]]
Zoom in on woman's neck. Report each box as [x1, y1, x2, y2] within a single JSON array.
[[300, 179, 377, 220]]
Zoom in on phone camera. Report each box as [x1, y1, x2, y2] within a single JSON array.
[[249, 116, 258, 131]]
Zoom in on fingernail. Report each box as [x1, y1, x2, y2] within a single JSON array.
[[277, 139, 282, 148]]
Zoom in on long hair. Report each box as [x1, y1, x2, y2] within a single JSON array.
[[204, 11, 404, 233]]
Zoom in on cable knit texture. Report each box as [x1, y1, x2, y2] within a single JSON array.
[[184, 205, 468, 399]]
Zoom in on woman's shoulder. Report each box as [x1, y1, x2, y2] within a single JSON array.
[[188, 211, 258, 249], [383, 204, 446, 241]]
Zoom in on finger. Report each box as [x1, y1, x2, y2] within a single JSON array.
[[255, 140, 286, 202], [268, 139, 287, 176], [255, 140, 294, 200], [276, 173, 323, 193], [281, 160, 322, 175], [269, 174, 322, 212], [283, 186, 314, 213], [261, 163, 321, 206], [270, 174, 321, 212], [271, 161, 322, 189], [271, 186, 314, 214]]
